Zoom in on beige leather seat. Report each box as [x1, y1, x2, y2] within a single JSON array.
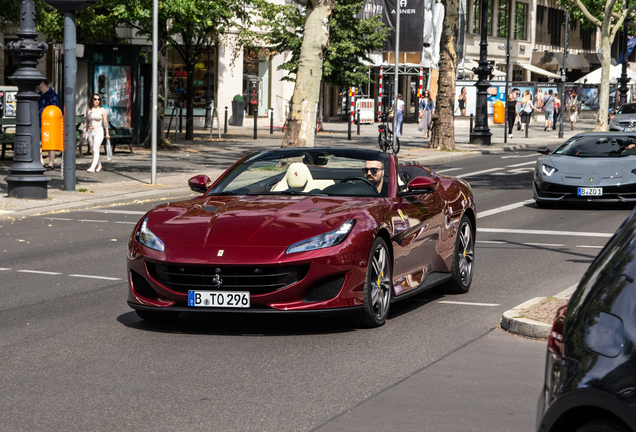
[[272, 163, 319, 192]]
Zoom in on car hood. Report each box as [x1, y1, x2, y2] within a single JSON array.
[[143, 195, 383, 262], [543, 155, 636, 186], [612, 114, 636, 123]]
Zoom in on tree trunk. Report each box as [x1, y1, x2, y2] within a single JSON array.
[[430, 0, 456, 150], [595, 27, 612, 132], [282, 0, 334, 148], [143, 24, 170, 149]]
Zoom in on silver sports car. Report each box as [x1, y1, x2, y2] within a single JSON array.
[[610, 103, 636, 132], [534, 132, 636, 205]]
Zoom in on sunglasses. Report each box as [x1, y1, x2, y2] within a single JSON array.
[[363, 168, 382, 175], [93, 97, 101, 101]]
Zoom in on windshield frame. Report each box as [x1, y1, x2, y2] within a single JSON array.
[[552, 135, 636, 158], [207, 148, 392, 198]]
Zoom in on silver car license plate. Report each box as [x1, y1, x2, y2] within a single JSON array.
[[578, 187, 603, 196], [188, 290, 250, 308]]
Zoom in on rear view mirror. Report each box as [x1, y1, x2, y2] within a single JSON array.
[[537, 147, 551, 155], [188, 175, 212, 193], [407, 176, 438, 192]]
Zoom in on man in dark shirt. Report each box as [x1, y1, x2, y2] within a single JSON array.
[[37, 79, 60, 170]]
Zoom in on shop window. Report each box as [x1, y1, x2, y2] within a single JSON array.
[[497, 0, 509, 38], [472, 0, 493, 35], [166, 46, 215, 115], [514, 3, 528, 40]]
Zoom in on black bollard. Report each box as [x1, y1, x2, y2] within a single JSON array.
[[224, 106, 228, 134], [254, 108, 257, 140], [270, 108, 273, 134], [525, 115, 529, 138], [357, 109, 361, 136], [470, 114, 474, 134], [179, 104, 183, 134], [348, 112, 352, 140]]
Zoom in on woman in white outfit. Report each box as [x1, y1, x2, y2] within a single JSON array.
[[83, 94, 110, 173]]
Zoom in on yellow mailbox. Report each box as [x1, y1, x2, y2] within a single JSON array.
[[41, 105, 64, 151]]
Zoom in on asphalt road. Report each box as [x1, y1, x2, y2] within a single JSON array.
[[0, 147, 631, 431]]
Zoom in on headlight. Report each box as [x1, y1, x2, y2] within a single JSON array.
[[286, 220, 356, 254], [136, 217, 165, 252], [542, 164, 558, 177]]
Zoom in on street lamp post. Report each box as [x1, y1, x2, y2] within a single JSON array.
[[503, 0, 511, 143], [559, 7, 569, 139], [205, 45, 212, 129], [470, 0, 492, 145], [3, 0, 50, 199], [618, 0, 630, 106]]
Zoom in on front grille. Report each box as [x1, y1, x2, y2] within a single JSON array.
[[537, 181, 636, 200], [147, 263, 309, 295]]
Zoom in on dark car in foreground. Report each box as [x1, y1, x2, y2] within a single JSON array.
[[126, 148, 476, 327], [537, 208, 636, 432], [534, 133, 636, 206]]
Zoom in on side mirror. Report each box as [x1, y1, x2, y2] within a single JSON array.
[[407, 176, 438, 192], [188, 174, 212, 193], [537, 147, 551, 155]]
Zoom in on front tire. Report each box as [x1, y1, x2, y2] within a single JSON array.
[[392, 137, 400, 155], [439, 215, 474, 294], [353, 237, 393, 328]]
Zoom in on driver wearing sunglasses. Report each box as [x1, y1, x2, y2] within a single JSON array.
[[363, 160, 384, 193]]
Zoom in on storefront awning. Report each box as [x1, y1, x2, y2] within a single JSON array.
[[531, 52, 592, 71], [515, 63, 562, 79], [462, 59, 506, 76]]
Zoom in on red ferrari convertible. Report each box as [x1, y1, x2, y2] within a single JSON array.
[[127, 148, 476, 327]]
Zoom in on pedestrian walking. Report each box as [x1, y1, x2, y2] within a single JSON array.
[[37, 79, 59, 170], [506, 92, 520, 139], [519, 90, 540, 131], [83, 93, 110, 173], [566, 93, 581, 130], [542, 90, 556, 131], [418, 90, 434, 139], [392, 93, 405, 137], [552, 93, 561, 130]]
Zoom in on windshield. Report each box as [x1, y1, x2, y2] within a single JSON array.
[[208, 149, 391, 197], [553, 135, 636, 157], [617, 104, 636, 115]]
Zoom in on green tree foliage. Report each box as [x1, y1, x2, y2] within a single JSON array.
[[113, 0, 257, 141], [0, 0, 120, 44], [262, 0, 388, 88]]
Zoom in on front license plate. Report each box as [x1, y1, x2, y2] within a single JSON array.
[[578, 187, 603, 196], [188, 291, 250, 308]]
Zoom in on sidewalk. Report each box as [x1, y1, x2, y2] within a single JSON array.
[[0, 116, 595, 218]]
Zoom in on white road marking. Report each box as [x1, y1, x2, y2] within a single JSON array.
[[69, 274, 122, 281], [522, 243, 565, 247], [492, 167, 534, 175], [501, 154, 537, 159], [90, 210, 147, 215], [0, 210, 15, 214], [17, 270, 62, 275], [48, 217, 74, 221], [477, 240, 507, 244], [506, 160, 538, 168], [478, 228, 613, 237], [115, 221, 137, 225], [0, 268, 11, 271], [77, 219, 108, 223], [438, 301, 500, 306], [576, 245, 604, 249], [477, 200, 534, 218], [435, 168, 462, 174], [457, 167, 504, 178]]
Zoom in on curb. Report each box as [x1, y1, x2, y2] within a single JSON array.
[[501, 285, 577, 339]]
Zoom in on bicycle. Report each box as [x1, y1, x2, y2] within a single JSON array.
[[377, 113, 400, 155]]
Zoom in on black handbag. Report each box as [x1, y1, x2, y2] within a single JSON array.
[[516, 121, 521, 131]]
